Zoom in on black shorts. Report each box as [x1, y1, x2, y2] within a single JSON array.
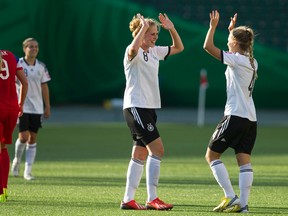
[[208, 115, 257, 155], [123, 107, 160, 147], [18, 113, 42, 133]]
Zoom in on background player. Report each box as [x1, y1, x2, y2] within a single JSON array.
[[0, 50, 28, 201], [11, 38, 51, 180]]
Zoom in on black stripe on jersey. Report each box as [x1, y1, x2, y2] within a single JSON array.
[[164, 46, 171, 60]]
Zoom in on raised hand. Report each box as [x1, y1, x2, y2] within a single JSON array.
[[228, 13, 237, 31], [158, 13, 174, 30], [137, 13, 149, 29], [209, 10, 220, 28]]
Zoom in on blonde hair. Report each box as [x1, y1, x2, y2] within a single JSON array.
[[22, 37, 38, 48], [232, 26, 257, 79], [129, 15, 160, 38]]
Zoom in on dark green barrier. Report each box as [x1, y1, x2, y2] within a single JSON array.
[[0, 0, 287, 108]]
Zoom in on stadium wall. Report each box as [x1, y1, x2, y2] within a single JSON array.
[[0, 0, 287, 108]]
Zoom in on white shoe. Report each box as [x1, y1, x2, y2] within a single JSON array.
[[11, 160, 20, 177], [24, 173, 36, 180]]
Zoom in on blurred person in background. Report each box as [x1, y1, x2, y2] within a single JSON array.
[[0, 50, 28, 202], [120, 13, 184, 210], [203, 10, 258, 213], [11, 38, 51, 181]]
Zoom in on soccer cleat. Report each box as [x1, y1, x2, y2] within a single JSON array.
[[0, 194, 7, 203], [238, 205, 249, 213], [24, 173, 36, 181], [224, 204, 249, 213], [120, 200, 146, 210], [223, 204, 241, 212], [3, 188, 8, 200], [146, 197, 173, 210], [213, 195, 240, 212], [11, 160, 20, 177]]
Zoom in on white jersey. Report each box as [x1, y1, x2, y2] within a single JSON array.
[[17, 57, 51, 114], [123, 45, 169, 109], [222, 51, 258, 121]]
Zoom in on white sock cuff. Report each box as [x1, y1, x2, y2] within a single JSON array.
[[16, 138, 26, 145], [240, 163, 253, 172], [210, 159, 222, 168], [131, 158, 144, 166], [148, 154, 161, 162], [27, 143, 37, 149]]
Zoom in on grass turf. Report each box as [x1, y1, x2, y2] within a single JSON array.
[[2, 123, 288, 215]]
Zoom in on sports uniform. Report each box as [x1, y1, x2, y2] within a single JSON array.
[[0, 50, 23, 144], [208, 51, 258, 154], [0, 50, 27, 202], [123, 45, 169, 146], [203, 11, 258, 213], [121, 13, 183, 211], [16, 58, 51, 133], [18, 57, 51, 115], [11, 38, 51, 181]]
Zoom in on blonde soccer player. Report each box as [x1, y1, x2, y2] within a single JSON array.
[[203, 10, 258, 213], [120, 13, 184, 210]]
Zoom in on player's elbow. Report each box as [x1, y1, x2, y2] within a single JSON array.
[[203, 43, 209, 51]]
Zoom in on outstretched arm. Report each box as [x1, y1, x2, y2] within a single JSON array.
[[159, 13, 184, 55], [128, 13, 149, 60], [203, 10, 221, 61]]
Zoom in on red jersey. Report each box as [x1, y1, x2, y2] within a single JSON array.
[[0, 50, 23, 110]]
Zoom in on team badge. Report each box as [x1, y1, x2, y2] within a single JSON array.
[[147, 123, 154, 132]]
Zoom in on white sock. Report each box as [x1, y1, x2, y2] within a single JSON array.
[[14, 138, 26, 164], [146, 155, 161, 202], [239, 163, 253, 207], [210, 160, 235, 198], [123, 158, 144, 202], [24, 143, 37, 175]]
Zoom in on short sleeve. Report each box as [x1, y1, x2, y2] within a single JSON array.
[[155, 46, 169, 61], [222, 51, 237, 66]]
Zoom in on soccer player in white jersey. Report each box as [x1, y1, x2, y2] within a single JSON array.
[[120, 13, 184, 210], [11, 38, 51, 180], [203, 11, 258, 213]]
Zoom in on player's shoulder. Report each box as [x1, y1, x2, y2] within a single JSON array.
[[36, 59, 47, 68], [1, 50, 14, 57], [1, 50, 18, 62], [19, 57, 25, 63]]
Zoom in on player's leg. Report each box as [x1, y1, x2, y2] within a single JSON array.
[[206, 148, 239, 211], [145, 138, 173, 210], [206, 116, 239, 212], [11, 114, 29, 177], [121, 108, 147, 210], [3, 109, 19, 200], [11, 132, 28, 177], [233, 121, 256, 213], [23, 114, 42, 180], [121, 145, 147, 210], [24, 132, 37, 180]]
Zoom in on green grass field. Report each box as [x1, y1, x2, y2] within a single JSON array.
[[2, 123, 288, 215]]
